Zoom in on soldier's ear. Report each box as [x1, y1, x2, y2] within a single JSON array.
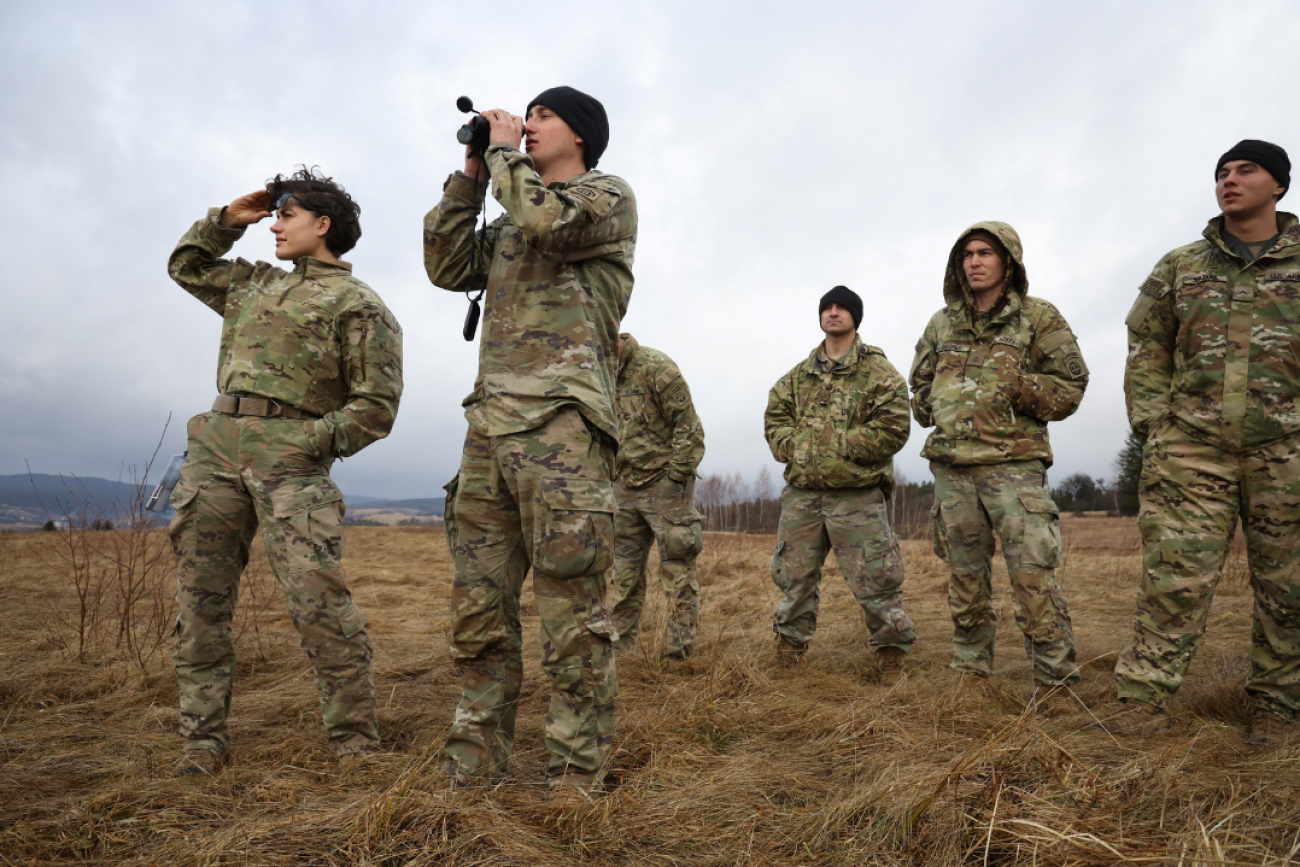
[[316, 214, 331, 238]]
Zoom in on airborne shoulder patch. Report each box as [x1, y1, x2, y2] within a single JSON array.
[[564, 180, 622, 219]]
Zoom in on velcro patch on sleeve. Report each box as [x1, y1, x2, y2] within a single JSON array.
[[565, 183, 620, 219], [1138, 276, 1172, 299]]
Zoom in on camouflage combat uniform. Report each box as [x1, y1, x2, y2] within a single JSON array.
[[424, 143, 636, 787], [910, 222, 1087, 686], [167, 209, 403, 759], [607, 334, 705, 659], [763, 337, 914, 654], [1117, 212, 1300, 718]]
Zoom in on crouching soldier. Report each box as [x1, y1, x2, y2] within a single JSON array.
[[764, 286, 915, 684], [608, 333, 706, 660], [165, 168, 403, 775], [910, 222, 1086, 717]]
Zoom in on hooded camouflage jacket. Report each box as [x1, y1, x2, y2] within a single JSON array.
[[614, 334, 705, 488], [168, 209, 404, 459], [909, 221, 1087, 468], [1125, 212, 1300, 452], [764, 337, 910, 494], [423, 143, 637, 440]]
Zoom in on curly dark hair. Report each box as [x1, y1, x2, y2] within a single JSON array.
[[265, 166, 362, 257]]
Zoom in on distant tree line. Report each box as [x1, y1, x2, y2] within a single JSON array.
[[693, 429, 1145, 535]]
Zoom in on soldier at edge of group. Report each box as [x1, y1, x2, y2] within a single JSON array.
[[764, 287, 915, 684], [166, 168, 403, 776], [1087, 140, 1300, 750], [909, 222, 1087, 718], [607, 333, 706, 661], [423, 86, 637, 798]]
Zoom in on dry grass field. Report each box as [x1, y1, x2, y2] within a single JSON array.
[[1, 516, 1295, 866]]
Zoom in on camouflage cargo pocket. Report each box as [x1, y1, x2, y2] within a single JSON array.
[[168, 480, 201, 548], [442, 475, 459, 553], [335, 596, 367, 640], [770, 539, 791, 591], [537, 594, 618, 703], [1016, 490, 1061, 570], [269, 479, 346, 575], [534, 478, 616, 580], [929, 502, 950, 562], [661, 513, 704, 560]]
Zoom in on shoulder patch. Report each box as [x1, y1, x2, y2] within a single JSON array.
[[1138, 276, 1172, 299], [564, 179, 623, 220]]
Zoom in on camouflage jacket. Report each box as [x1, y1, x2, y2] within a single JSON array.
[[615, 334, 705, 488], [910, 221, 1087, 468], [764, 337, 910, 494], [1125, 212, 1300, 452], [168, 209, 403, 459], [423, 144, 637, 439]]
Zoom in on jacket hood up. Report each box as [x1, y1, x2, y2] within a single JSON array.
[[943, 221, 1028, 314]]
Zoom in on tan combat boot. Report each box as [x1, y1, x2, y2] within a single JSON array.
[[878, 647, 906, 687], [1035, 689, 1077, 719], [1248, 709, 1292, 750], [174, 749, 227, 779], [774, 633, 809, 666], [1083, 700, 1169, 735]]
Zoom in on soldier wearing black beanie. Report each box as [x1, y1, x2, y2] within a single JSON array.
[[819, 285, 862, 330], [527, 86, 609, 170], [1216, 139, 1290, 199]]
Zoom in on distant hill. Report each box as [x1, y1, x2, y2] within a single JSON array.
[[0, 474, 443, 526], [348, 497, 445, 517], [0, 474, 147, 525]]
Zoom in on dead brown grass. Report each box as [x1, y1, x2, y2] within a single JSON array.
[[1, 516, 1296, 866]]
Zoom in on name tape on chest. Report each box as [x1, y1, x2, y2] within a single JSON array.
[[937, 342, 970, 353], [1180, 272, 1226, 286], [1264, 271, 1300, 282], [992, 335, 1022, 349]]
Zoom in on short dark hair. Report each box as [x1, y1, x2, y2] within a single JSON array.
[[265, 166, 362, 257]]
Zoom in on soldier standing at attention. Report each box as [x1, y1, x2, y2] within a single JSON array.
[[909, 222, 1087, 717], [608, 333, 705, 661], [424, 87, 636, 796], [1088, 141, 1300, 748], [764, 287, 915, 683], [166, 168, 403, 776]]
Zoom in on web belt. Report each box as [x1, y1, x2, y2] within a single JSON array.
[[211, 394, 320, 420]]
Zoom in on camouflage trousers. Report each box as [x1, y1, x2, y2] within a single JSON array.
[[608, 475, 704, 659], [770, 485, 913, 651], [169, 412, 376, 758], [1116, 421, 1300, 717], [930, 460, 1079, 686], [443, 407, 619, 787]]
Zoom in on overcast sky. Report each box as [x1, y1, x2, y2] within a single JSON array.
[[3, 1, 1298, 499]]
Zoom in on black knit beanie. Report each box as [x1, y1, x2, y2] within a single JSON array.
[[526, 86, 609, 169], [819, 285, 862, 329], [1216, 139, 1290, 199]]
